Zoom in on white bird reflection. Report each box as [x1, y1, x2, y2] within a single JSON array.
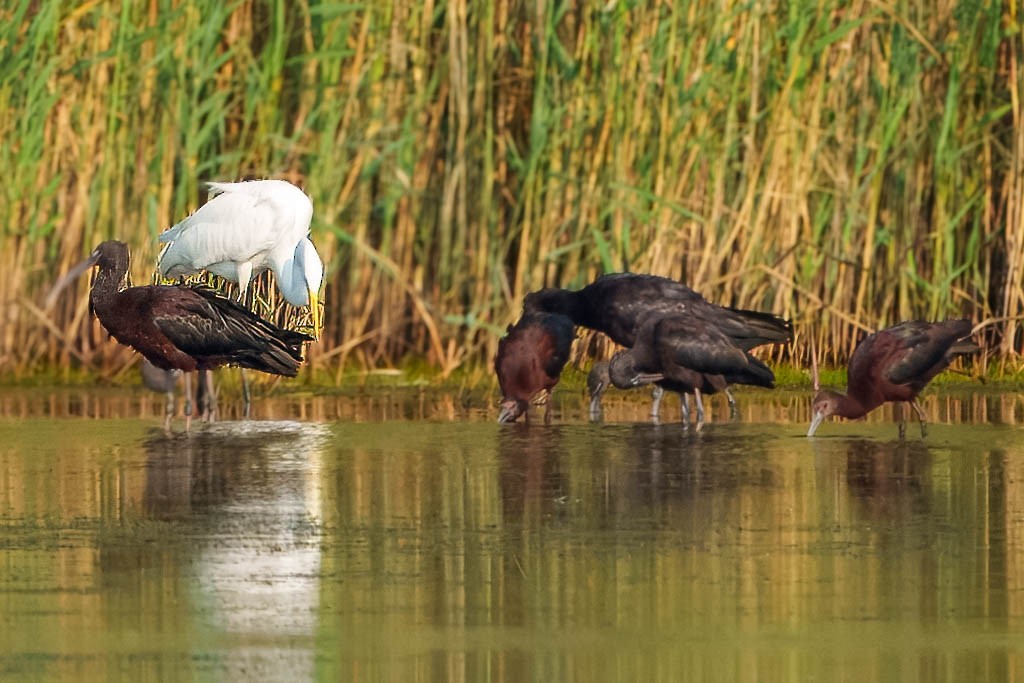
[[144, 421, 328, 678]]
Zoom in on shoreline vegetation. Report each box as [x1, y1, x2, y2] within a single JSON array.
[[0, 361, 1010, 395], [2, 1, 1021, 384]]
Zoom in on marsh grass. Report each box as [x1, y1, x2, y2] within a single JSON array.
[[0, 0, 1019, 383]]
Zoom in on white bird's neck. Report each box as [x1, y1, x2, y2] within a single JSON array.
[[270, 249, 308, 307]]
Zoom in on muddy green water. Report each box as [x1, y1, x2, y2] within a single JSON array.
[[2, 387, 1024, 681]]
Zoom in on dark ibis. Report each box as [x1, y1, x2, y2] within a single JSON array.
[[523, 273, 792, 350], [597, 315, 773, 427], [808, 319, 979, 438], [587, 360, 737, 423], [495, 312, 575, 423], [47, 241, 311, 426]]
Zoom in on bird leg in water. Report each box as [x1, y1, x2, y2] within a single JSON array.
[[694, 389, 706, 430], [910, 399, 928, 438], [896, 402, 907, 439], [650, 386, 664, 420], [241, 368, 251, 418], [588, 381, 605, 422], [679, 393, 690, 425], [725, 388, 739, 420], [183, 373, 193, 433], [162, 390, 175, 432], [196, 370, 217, 422]]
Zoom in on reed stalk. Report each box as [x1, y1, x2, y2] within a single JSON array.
[[0, 0, 1018, 381]]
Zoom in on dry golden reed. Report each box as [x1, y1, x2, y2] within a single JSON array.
[[0, 0, 1019, 381]]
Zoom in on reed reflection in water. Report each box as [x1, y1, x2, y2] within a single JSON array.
[[316, 420, 1024, 682], [2, 385, 1024, 427], [1, 391, 1023, 680]]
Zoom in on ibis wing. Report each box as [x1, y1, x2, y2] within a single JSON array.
[[584, 274, 791, 349], [152, 294, 247, 358], [580, 274, 703, 345], [650, 317, 742, 372], [882, 320, 972, 386], [653, 316, 775, 388], [884, 345, 946, 387], [151, 287, 310, 376], [848, 321, 972, 391], [668, 336, 748, 374]]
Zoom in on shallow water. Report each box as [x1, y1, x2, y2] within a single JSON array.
[[2, 387, 1024, 681]]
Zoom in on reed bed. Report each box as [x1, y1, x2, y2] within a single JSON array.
[[0, 0, 1019, 382]]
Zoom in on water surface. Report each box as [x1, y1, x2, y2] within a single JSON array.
[[1, 387, 1023, 681]]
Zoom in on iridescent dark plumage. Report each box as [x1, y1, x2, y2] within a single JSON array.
[[495, 312, 575, 423], [522, 273, 792, 350], [58, 241, 311, 377], [596, 315, 771, 425], [808, 319, 978, 438]]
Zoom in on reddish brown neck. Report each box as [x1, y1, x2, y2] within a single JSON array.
[[830, 390, 879, 420], [89, 263, 126, 315]]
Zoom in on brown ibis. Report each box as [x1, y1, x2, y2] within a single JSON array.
[[47, 241, 311, 427], [808, 319, 979, 438], [495, 312, 575, 424], [522, 273, 792, 350], [595, 314, 773, 427]]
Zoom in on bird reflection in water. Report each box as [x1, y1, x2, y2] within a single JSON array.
[[844, 438, 931, 520], [139, 421, 327, 519], [497, 422, 778, 531], [137, 422, 327, 677], [498, 423, 569, 524]]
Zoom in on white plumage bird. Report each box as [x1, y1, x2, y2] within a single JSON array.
[[158, 179, 323, 337]]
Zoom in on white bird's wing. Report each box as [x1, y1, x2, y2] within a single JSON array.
[[157, 179, 315, 289], [158, 192, 279, 275], [206, 179, 294, 199]]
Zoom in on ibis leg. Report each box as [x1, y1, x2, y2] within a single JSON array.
[[694, 389, 706, 431], [163, 390, 174, 432], [183, 372, 193, 433], [588, 382, 605, 422], [196, 370, 217, 422], [725, 388, 738, 420], [896, 402, 906, 439], [241, 368, 251, 418], [680, 392, 691, 426], [910, 400, 928, 438], [650, 386, 664, 420], [207, 370, 218, 421]]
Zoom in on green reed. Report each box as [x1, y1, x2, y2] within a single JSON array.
[[0, 0, 1018, 382]]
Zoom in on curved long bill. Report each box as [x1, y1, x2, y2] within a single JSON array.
[[630, 372, 664, 387], [44, 252, 99, 310], [308, 288, 322, 340], [807, 410, 826, 437], [497, 399, 523, 424]]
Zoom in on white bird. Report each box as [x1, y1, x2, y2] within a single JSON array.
[[158, 179, 323, 337]]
